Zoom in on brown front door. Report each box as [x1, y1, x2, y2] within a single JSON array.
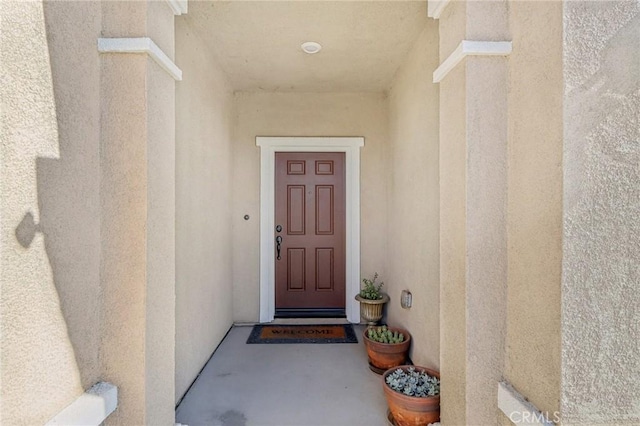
[[275, 152, 346, 314]]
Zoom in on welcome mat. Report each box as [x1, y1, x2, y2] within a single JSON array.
[[246, 324, 358, 344]]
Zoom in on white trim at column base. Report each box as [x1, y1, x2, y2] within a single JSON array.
[[46, 382, 118, 426], [433, 40, 512, 83], [98, 37, 183, 81], [498, 382, 554, 425], [256, 137, 364, 324]]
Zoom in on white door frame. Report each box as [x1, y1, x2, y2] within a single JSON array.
[[256, 137, 364, 323]]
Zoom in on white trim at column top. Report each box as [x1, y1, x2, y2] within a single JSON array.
[[428, 0, 451, 19], [165, 0, 187, 15], [256, 137, 364, 323], [433, 40, 512, 83], [98, 37, 183, 81]]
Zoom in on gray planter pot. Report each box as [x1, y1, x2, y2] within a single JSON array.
[[355, 293, 390, 325]]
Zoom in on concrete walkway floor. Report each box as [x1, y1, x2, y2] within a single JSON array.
[[175, 325, 389, 426]]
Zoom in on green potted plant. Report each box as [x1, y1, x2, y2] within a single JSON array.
[[363, 325, 411, 374], [383, 366, 440, 426], [355, 272, 389, 324]]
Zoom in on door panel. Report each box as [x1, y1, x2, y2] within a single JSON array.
[[275, 152, 346, 311], [287, 185, 305, 234]]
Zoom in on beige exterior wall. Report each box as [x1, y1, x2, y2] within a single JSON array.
[[465, 51, 510, 424], [437, 1, 562, 423], [39, 0, 103, 392], [505, 1, 563, 418], [438, 62, 467, 424], [99, 52, 150, 425], [3, 1, 638, 424], [437, 2, 467, 424], [462, 5, 510, 426], [232, 92, 389, 323], [437, 2, 637, 424], [1, 1, 101, 423], [175, 16, 235, 403], [145, 53, 177, 426], [99, 1, 178, 422], [562, 2, 640, 424], [3, 1, 179, 424], [386, 23, 440, 370], [438, 58, 469, 426]]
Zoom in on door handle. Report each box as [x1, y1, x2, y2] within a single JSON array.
[[276, 236, 283, 260]]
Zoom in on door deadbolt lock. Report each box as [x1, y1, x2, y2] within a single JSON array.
[[276, 225, 282, 232]]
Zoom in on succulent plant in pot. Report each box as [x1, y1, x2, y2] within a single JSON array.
[[355, 273, 389, 324], [362, 325, 411, 374], [383, 365, 440, 426]]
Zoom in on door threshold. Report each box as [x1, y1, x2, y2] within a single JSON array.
[[275, 308, 346, 319], [271, 318, 352, 325]]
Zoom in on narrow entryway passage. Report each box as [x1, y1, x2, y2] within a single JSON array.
[[175, 325, 388, 426]]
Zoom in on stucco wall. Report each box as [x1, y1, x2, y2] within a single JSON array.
[[99, 51, 150, 425], [436, 2, 567, 424], [462, 3, 511, 424], [99, 2, 177, 424], [562, 1, 640, 423], [386, 23, 440, 370], [232, 92, 389, 323], [437, 1, 467, 424], [505, 0, 564, 418], [145, 48, 177, 426], [175, 16, 235, 403], [1, 1, 101, 423], [40, 0, 103, 391], [465, 52, 510, 425]]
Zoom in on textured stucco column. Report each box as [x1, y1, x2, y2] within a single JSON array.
[[99, 1, 176, 424], [464, 4, 510, 425], [438, 2, 468, 422], [438, 1, 509, 424], [438, 63, 467, 425], [562, 1, 640, 424], [465, 54, 509, 424], [437, 3, 468, 423], [505, 1, 563, 420]]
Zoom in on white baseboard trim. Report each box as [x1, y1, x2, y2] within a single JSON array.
[[498, 382, 554, 425], [46, 382, 117, 426], [433, 40, 512, 83], [98, 37, 183, 81]]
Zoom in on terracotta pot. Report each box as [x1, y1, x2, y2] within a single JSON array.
[[363, 327, 411, 372], [355, 293, 389, 324], [383, 366, 440, 426]]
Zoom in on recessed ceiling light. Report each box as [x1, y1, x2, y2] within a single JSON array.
[[301, 41, 322, 54]]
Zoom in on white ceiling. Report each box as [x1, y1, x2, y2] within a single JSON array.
[[185, 1, 429, 92]]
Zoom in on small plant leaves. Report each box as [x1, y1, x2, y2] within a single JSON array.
[[366, 325, 405, 343], [359, 272, 384, 300], [385, 367, 440, 397]]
